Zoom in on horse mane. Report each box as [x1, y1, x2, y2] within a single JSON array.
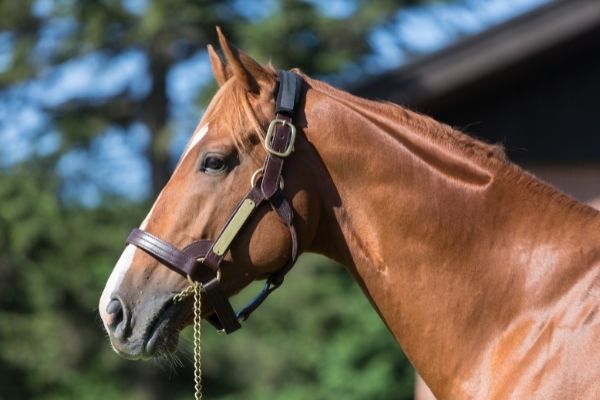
[[296, 73, 600, 216], [296, 70, 507, 166], [300, 73, 600, 217], [199, 67, 597, 219], [499, 165, 600, 218], [203, 66, 507, 167]]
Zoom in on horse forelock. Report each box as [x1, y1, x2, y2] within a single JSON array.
[[200, 67, 277, 157]]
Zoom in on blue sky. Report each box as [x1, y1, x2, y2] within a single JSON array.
[[0, 0, 550, 206]]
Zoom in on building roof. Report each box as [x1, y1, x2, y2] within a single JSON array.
[[353, 0, 600, 109], [352, 0, 600, 163]]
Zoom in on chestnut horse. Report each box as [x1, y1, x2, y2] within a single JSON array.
[[99, 29, 600, 399]]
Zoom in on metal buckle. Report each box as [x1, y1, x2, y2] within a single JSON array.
[[265, 118, 296, 157]]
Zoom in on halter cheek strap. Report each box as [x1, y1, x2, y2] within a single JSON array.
[[126, 70, 303, 334]]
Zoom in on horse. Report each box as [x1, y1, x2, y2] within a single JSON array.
[[99, 28, 600, 399]]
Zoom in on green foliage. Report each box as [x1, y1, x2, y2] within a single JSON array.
[[237, 0, 406, 74], [0, 172, 414, 398], [0, 171, 160, 399]]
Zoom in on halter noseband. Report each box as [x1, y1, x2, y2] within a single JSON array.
[[126, 70, 303, 334]]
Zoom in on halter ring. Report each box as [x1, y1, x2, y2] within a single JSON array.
[[250, 167, 284, 190], [187, 256, 222, 288], [186, 271, 221, 288]]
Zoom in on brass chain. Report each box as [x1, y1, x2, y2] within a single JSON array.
[[173, 284, 195, 303], [192, 280, 202, 400], [174, 278, 202, 400]]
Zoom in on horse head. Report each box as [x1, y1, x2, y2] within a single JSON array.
[[99, 28, 321, 359]]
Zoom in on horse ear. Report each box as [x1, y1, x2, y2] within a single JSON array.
[[215, 26, 273, 93], [207, 44, 230, 87]]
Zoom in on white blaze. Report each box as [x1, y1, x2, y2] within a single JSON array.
[[182, 124, 209, 161], [98, 244, 136, 330], [98, 124, 209, 328]]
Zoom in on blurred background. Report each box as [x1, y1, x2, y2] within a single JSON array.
[[1, 0, 598, 399]]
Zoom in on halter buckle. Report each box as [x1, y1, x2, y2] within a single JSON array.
[[265, 119, 296, 157]]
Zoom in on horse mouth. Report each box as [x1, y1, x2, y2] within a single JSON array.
[[143, 299, 189, 357]]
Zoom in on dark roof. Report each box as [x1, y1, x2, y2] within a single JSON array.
[[352, 0, 600, 162], [353, 0, 600, 108]]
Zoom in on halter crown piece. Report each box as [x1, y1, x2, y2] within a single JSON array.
[[126, 70, 303, 334]]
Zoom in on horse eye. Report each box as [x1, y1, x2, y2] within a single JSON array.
[[201, 154, 227, 173]]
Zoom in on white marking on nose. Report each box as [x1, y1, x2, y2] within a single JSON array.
[[99, 244, 136, 330], [99, 187, 166, 329], [99, 123, 210, 332]]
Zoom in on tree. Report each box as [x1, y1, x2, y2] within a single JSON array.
[[1, 0, 426, 195], [0, 1, 443, 398]]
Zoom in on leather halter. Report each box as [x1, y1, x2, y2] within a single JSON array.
[[126, 70, 303, 334]]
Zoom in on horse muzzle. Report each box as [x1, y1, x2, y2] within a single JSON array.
[[100, 291, 187, 359]]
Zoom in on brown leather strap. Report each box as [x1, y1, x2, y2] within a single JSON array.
[[270, 189, 294, 226], [127, 230, 223, 283], [269, 193, 298, 285], [203, 277, 242, 332], [127, 229, 204, 277], [181, 240, 212, 260]]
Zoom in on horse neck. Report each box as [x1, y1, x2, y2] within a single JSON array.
[[302, 80, 600, 397]]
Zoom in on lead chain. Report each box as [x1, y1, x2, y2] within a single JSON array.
[[192, 280, 202, 400], [174, 279, 202, 400]]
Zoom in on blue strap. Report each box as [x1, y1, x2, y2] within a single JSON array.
[[235, 278, 281, 322], [205, 279, 280, 330]]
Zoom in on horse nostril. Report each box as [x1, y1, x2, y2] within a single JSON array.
[[106, 299, 122, 325], [105, 297, 129, 338]]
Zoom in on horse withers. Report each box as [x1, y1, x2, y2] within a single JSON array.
[[99, 28, 600, 399]]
